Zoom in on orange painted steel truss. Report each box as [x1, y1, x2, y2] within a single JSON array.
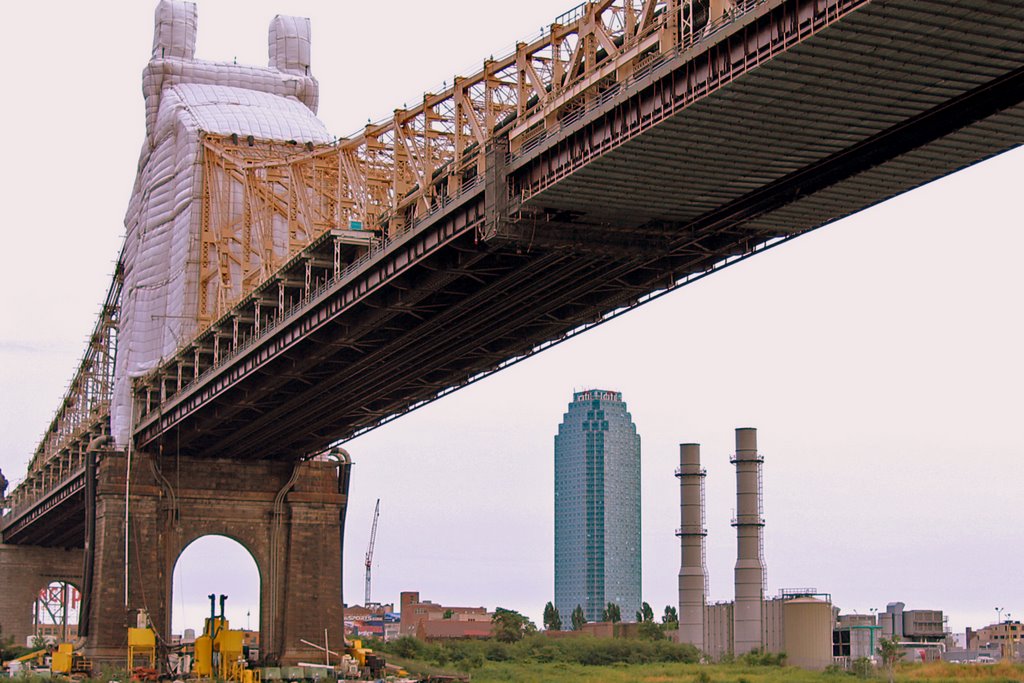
[[198, 137, 343, 326], [195, 0, 717, 324]]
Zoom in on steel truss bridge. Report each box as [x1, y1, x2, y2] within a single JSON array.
[[3, 0, 1023, 546]]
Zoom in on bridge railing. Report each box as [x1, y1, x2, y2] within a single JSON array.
[[510, 0, 840, 161], [4, 273, 119, 519]]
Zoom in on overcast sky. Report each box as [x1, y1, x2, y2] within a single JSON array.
[[1, 1, 1021, 639]]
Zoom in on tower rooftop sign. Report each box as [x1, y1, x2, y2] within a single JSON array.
[[572, 389, 622, 403]]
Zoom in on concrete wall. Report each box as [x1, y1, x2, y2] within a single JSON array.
[[763, 597, 785, 654], [705, 602, 733, 661], [0, 545, 83, 646]]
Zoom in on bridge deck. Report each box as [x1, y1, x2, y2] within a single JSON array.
[[131, 0, 1023, 461]]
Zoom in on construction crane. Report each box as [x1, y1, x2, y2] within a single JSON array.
[[364, 499, 380, 607]]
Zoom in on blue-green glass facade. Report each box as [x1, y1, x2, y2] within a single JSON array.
[[554, 389, 641, 626]]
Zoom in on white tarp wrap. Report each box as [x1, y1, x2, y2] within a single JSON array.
[[111, 0, 332, 446], [269, 15, 312, 76], [153, 0, 197, 60]]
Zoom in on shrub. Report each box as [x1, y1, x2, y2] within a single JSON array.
[[387, 636, 424, 659], [739, 650, 786, 666], [851, 656, 873, 678]]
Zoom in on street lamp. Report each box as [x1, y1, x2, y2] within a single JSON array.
[[996, 607, 1004, 624]]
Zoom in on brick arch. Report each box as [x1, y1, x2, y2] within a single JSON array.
[[82, 453, 346, 667], [0, 545, 83, 647], [167, 532, 264, 635], [32, 578, 83, 642], [171, 531, 267, 587]]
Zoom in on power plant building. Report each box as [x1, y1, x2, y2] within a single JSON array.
[[676, 428, 834, 669], [554, 389, 641, 625]]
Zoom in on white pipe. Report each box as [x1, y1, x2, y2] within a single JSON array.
[[124, 401, 135, 608], [298, 639, 340, 657]]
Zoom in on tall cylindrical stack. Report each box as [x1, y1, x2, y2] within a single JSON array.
[[732, 427, 765, 655], [676, 443, 707, 649]]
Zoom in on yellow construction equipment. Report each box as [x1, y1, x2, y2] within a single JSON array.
[[127, 627, 157, 670], [2, 648, 46, 672], [51, 643, 73, 674], [194, 633, 214, 677], [346, 638, 369, 667], [216, 628, 244, 680], [195, 593, 253, 682], [50, 642, 93, 676]]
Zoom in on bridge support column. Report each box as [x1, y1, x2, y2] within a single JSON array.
[[0, 545, 83, 646], [82, 451, 347, 668]]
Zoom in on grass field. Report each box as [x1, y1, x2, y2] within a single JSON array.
[[378, 635, 1024, 682], [405, 660, 1024, 683]]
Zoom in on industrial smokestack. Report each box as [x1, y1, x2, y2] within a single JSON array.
[[732, 427, 765, 655], [676, 443, 707, 649]]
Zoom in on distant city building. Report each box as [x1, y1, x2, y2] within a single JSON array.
[[554, 389, 641, 625], [30, 624, 78, 645], [344, 603, 400, 641], [345, 604, 396, 621], [966, 620, 1023, 660], [399, 591, 493, 640]]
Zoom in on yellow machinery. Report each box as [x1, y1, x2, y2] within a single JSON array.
[[127, 627, 157, 670], [232, 659, 261, 683], [345, 640, 385, 679], [51, 643, 74, 674], [347, 639, 368, 667], [51, 642, 92, 675], [195, 593, 251, 682], [215, 628, 244, 680], [194, 633, 213, 677], [2, 649, 46, 672]]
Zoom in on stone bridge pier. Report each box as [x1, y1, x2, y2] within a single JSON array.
[[0, 545, 84, 647], [83, 450, 347, 667]]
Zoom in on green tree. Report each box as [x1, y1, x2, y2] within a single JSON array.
[[635, 601, 654, 623], [442, 609, 454, 619], [662, 605, 678, 626], [571, 604, 587, 631], [542, 601, 562, 631], [602, 602, 621, 623], [878, 637, 902, 683], [491, 607, 536, 643]]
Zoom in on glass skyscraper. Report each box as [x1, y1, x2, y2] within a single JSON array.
[[554, 389, 641, 626]]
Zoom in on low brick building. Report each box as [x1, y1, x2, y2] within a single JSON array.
[[399, 591, 492, 639]]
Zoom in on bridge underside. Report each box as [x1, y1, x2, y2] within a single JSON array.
[[2, 472, 86, 546], [132, 0, 1022, 461]]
